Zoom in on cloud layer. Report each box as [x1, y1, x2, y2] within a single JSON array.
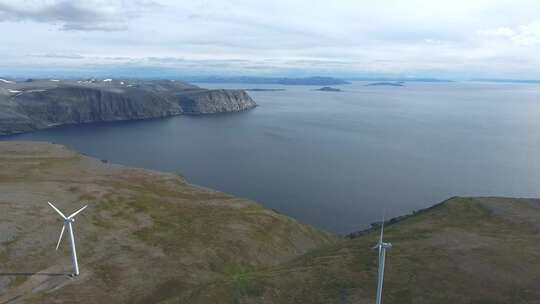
[[1, 0, 539, 78], [0, 1, 134, 31]]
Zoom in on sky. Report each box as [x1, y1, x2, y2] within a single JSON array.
[[1, 0, 540, 79]]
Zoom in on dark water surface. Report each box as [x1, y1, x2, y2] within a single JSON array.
[[4, 81, 540, 233]]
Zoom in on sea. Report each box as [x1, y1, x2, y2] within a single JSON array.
[[5, 81, 540, 234]]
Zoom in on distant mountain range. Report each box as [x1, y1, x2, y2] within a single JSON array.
[[347, 77, 453, 82], [471, 78, 540, 84], [366, 81, 405, 86], [187, 76, 351, 85]]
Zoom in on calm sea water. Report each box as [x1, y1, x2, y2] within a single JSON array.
[[4, 81, 540, 233]]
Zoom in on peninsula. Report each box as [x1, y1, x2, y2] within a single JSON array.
[[0, 79, 256, 136]]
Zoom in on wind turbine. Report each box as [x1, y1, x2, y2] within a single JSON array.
[[48, 201, 87, 276], [373, 215, 392, 304]]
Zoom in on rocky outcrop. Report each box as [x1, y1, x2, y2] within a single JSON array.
[[177, 89, 257, 114], [0, 106, 36, 135], [0, 79, 257, 135], [14, 87, 183, 128]]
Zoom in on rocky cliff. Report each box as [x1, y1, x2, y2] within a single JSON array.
[[0, 79, 257, 135], [177, 89, 256, 114]]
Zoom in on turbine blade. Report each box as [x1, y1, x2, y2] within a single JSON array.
[[48, 201, 66, 219], [68, 205, 88, 219], [56, 224, 65, 250]]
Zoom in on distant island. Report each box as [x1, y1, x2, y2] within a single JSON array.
[[348, 77, 453, 82], [471, 78, 540, 84], [315, 86, 342, 92], [188, 76, 350, 86], [245, 88, 286, 92], [366, 82, 405, 87]]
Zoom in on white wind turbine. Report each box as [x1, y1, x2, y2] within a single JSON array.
[[48, 201, 87, 276], [373, 215, 392, 304]]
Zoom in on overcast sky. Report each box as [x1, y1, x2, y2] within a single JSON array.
[[1, 0, 540, 78]]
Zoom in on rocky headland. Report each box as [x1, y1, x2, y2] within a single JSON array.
[[0, 79, 257, 135]]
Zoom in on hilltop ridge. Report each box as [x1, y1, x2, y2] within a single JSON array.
[[207, 197, 540, 303], [0, 141, 334, 303], [0, 142, 539, 303]]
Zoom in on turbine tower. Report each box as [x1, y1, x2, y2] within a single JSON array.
[[373, 216, 392, 304], [48, 201, 87, 276]]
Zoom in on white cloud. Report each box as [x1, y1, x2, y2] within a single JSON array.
[[478, 22, 540, 46], [0, 0, 540, 78], [0, 0, 160, 31], [513, 22, 540, 46], [478, 27, 516, 37]]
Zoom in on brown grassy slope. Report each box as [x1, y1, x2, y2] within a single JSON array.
[[0, 141, 336, 303], [198, 197, 540, 304]]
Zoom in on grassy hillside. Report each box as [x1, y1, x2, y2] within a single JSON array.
[[0, 142, 335, 303], [200, 197, 540, 304], [1, 142, 539, 303]]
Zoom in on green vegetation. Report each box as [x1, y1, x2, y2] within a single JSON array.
[[1, 142, 539, 304], [195, 197, 540, 303], [0, 142, 333, 304], [8, 276, 28, 288]]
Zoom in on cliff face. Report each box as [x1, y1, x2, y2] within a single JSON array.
[[0, 79, 257, 135], [177, 89, 257, 114], [14, 87, 183, 128], [0, 104, 36, 135]]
